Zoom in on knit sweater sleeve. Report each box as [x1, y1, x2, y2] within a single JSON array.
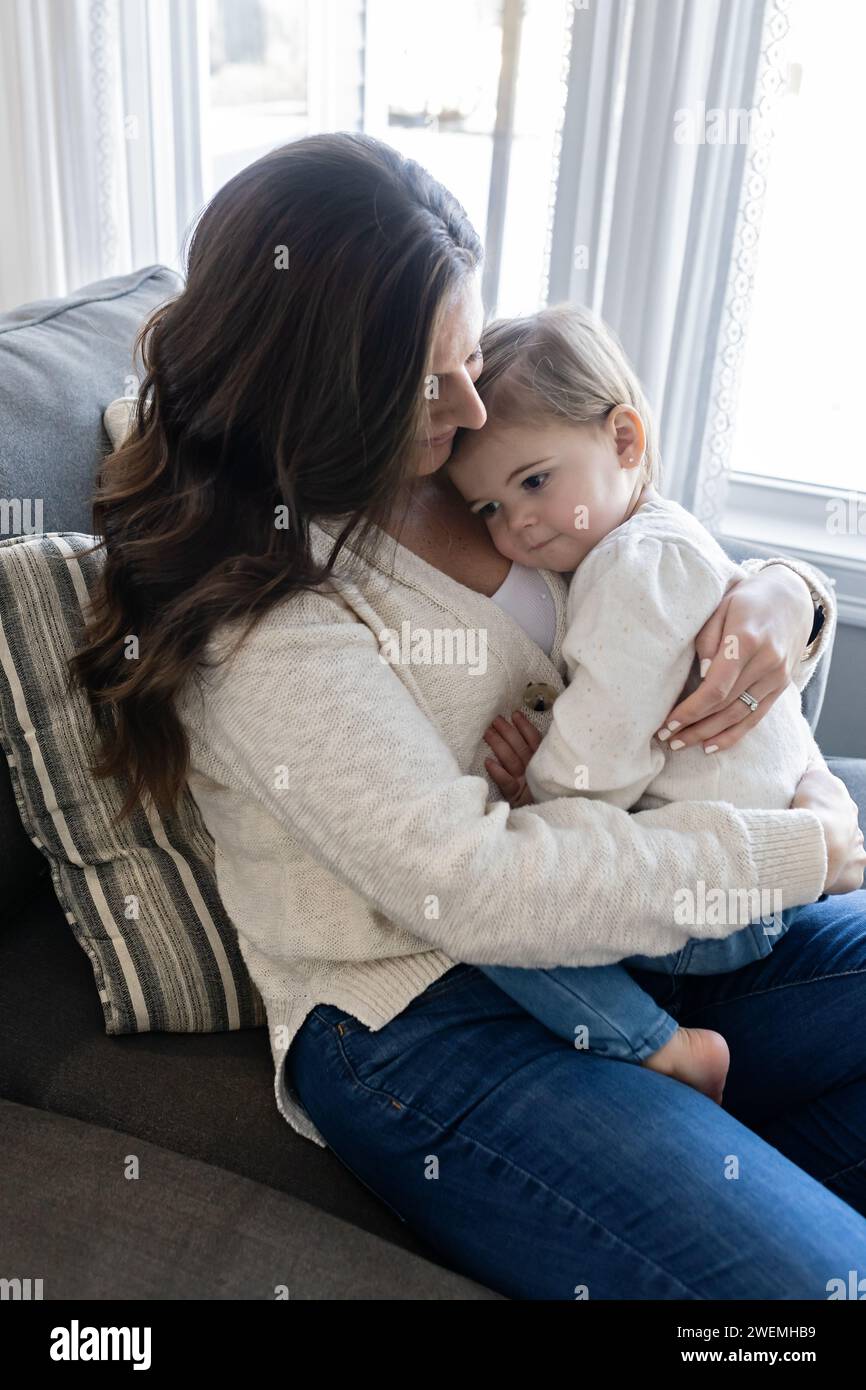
[[193, 592, 828, 970]]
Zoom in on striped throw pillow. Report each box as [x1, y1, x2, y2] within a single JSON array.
[[0, 531, 266, 1034]]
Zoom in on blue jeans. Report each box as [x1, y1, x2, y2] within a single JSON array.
[[480, 909, 794, 1061], [287, 891, 866, 1299]]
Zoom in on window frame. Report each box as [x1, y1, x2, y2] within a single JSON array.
[[720, 473, 866, 630]]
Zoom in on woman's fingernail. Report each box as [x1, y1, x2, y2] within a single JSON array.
[[700, 658, 711, 678], [704, 744, 719, 754], [669, 739, 685, 750], [657, 728, 671, 741], [667, 720, 681, 732]]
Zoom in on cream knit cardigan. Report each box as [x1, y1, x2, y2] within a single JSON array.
[[175, 516, 832, 1147]]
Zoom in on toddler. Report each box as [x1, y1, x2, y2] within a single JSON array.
[[447, 303, 824, 1105]]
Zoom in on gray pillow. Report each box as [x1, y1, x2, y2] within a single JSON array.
[[0, 264, 181, 909], [0, 530, 265, 1035]]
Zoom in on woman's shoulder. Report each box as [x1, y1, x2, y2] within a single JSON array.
[[211, 521, 365, 649], [206, 584, 363, 670]]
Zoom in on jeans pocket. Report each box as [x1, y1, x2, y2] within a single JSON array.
[[315, 965, 475, 1037], [337, 969, 481, 1089], [312, 1003, 367, 1038], [416, 962, 476, 1000]]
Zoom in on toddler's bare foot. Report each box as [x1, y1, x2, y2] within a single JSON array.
[[641, 1026, 730, 1104]]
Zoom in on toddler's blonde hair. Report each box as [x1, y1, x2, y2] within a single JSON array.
[[466, 303, 660, 486]]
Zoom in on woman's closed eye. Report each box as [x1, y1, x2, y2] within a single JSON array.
[[474, 472, 550, 519]]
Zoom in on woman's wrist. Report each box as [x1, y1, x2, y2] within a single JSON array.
[[755, 562, 814, 655], [746, 556, 833, 661]]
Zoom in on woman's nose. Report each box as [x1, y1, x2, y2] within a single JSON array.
[[452, 370, 487, 431]]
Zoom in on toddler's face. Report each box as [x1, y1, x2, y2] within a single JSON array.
[[447, 416, 639, 571]]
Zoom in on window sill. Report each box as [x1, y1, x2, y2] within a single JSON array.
[[719, 473, 866, 629]]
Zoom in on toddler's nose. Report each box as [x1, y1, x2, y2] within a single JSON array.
[[510, 508, 537, 537]]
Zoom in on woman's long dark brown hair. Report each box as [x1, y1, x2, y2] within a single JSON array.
[[68, 132, 483, 822]]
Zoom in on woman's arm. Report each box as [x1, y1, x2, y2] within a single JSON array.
[[194, 589, 829, 971], [659, 556, 836, 753]]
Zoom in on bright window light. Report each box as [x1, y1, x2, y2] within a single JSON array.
[[729, 0, 866, 493]]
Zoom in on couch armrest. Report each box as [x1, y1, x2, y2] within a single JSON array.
[[826, 757, 866, 834]]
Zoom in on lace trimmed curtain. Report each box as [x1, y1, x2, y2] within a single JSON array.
[[543, 0, 794, 531], [0, 0, 203, 312]]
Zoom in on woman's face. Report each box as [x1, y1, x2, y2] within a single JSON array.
[[412, 273, 487, 477]]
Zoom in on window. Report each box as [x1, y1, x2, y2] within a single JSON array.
[[205, 0, 310, 194], [363, 0, 570, 316], [721, 0, 865, 616], [200, 0, 571, 317], [727, 0, 864, 497], [201, 0, 364, 196]]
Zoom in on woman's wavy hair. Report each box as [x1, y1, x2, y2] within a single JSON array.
[[68, 132, 483, 822]]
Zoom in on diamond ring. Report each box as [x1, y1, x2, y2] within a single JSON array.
[[738, 690, 759, 712]]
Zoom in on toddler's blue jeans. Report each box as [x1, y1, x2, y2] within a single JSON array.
[[480, 908, 794, 1060]]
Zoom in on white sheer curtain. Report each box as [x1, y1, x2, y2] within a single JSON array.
[[545, 0, 790, 528], [0, 0, 205, 312]]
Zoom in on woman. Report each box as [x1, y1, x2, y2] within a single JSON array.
[[72, 133, 866, 1299]]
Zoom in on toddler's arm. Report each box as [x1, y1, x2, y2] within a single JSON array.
[[526, 532, 732, 809]]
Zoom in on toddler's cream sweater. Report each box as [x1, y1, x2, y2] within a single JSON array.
[[527, 494, 822, 813], [176, 516, 832, 1146]]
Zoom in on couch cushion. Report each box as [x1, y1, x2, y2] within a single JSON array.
[[0, 530, 265, 1034], [0, 264, 181, 535], [0, 1099, 501, 1299], [0, 880, 440, 1261], [0, 264, 183, 910]]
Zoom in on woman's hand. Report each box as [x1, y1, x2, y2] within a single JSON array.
[[793, 762, 865, 894], [483, 710, 541, 808], [657, 565, 815, 753]]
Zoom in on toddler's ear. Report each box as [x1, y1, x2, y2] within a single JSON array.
[[610, 403, 646, 469]]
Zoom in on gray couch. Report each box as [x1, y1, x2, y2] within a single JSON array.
[[1, 266, 863, 1301]]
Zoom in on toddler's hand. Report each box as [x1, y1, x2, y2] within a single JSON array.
[[483, 710, 542, 809]]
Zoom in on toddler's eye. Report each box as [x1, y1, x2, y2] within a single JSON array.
[[476, 500, 500, 519], [522, 472, 549, 491]]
